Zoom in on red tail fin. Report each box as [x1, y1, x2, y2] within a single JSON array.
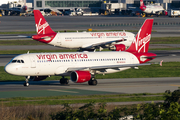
[[139, 0, 146, 11], [33, 10, 55, 35], [140, 0, 144, 6], [126, 19, 153, 53]]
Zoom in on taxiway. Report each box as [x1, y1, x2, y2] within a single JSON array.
[[0, 77, 179, 98]]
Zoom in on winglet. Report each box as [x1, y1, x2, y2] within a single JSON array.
[[126, 19, 153, 53], [160, 60, 163, 66]]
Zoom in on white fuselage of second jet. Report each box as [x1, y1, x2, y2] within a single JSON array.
[[35, 31, 135, 49], [143, 5, 164, 14]]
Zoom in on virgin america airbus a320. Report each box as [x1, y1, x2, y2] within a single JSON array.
[[5, 19, 157, 87], [20, 10, 135, 51]]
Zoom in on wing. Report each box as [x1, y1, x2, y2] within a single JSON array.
[[82, 36, 128, 49], [66, 63, 151, 72]]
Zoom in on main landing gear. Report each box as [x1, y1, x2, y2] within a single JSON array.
[[60, 76, 69, 85], [88, 76, 98, 85]]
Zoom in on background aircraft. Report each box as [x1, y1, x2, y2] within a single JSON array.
[[139, 0, 168, 17], [20, 10, 135, 51], [5, 19, 156, 87]]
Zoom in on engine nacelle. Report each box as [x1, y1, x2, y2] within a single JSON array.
[[28, 76, 48, 81], [164, 10, 168, 16], [110, 44, 126, 51], [70, 71, 91, 83]]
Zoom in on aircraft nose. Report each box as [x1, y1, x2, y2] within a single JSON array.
[[4, 64, 15, 75]]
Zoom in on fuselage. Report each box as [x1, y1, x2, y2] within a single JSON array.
[[5, 51, 141, 76], [142, 4, 164, 14], [36, 31, 135, 49]]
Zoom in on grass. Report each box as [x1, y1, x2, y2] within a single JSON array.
[[149, 48, 180, 51], [1, 62, 180, 81], [0, 92, 165, 107], [0, 37, 180, 46], [0, 30, 141, 35], [0, 31, 37, 34], [0, 48, 180, 54], [0, 40, 45, 45], [96, 62, 180, 79], [1, 96, 164, 107], [0, 49, 77, 54], [0, 93, 163, 102], [0, 96, 164, 120], [151, 37, 180, 44]]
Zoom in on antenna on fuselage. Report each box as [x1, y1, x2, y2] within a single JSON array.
[[27, 51, 29, 54]]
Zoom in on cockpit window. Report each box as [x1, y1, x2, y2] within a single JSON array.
[[12, 60, 17, 63], [11, 59, 24, 63]]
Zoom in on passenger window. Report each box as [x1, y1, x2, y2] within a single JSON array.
[[21, 60, 24, 63]]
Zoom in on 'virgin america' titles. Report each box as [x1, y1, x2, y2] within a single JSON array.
[[36, 53, 88, 61], [90, 32, 126, 37]]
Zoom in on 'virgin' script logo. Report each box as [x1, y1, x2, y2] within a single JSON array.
[[36, 18, 49, 34], [133, 29, 151, 53]]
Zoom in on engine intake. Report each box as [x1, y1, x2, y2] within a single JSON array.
[[71, 71, 91, 83], [110, 44, 126, 51]]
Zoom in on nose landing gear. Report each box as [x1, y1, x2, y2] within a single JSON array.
[[24, 76, 30, 87]]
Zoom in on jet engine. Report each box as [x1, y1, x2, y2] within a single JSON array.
[[110, 44, 126, 51], [28, 76, 48, 81], [70, 71, 91, 83]]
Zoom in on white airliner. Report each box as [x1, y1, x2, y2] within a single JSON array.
[[21, 10, 135, 51], [5, 19, 156, 87], [140, 0, 167, 17]]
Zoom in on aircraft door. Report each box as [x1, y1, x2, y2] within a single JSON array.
[[57, 35, 62, 46], [129, 54, 135, 64], [30, 56, 36, 68]]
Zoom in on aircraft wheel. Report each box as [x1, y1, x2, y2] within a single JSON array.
[[64, 78, 69, 84], [92, 79, 97, 85], [88, 79, 97, 85], [60, 78, 69, 85], [24, 82, 29, 87], [88, 80, 92, 85]]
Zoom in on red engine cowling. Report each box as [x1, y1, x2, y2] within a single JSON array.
[[70, 71, 91, 83], [164, 11, 168, 16], [111, 44, 126, 51], [29, 76, 48, 81]]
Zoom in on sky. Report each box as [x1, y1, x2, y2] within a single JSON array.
[[0, 0, 16, 6]]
